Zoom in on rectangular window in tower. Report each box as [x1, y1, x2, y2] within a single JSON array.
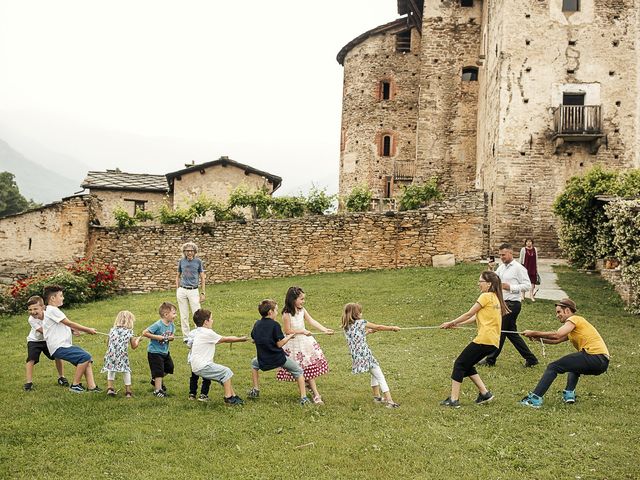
[[461, 0, 473, 6], [563, 93, 585, 105], [384, 177, 393, 198], [396, 31, 411, 53], [381, 82, 391, 100], [382, 136, 392, 157], [562, 0, 579, 12]]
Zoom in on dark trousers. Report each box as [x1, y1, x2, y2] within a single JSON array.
[[484, 300, 537, 365], [451, 342, 498, 382], [190, 372, 211, 396], [533, 351, 609, 397]]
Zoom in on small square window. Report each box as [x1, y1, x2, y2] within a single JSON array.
[[134, 201, 146, 215], [461, 67, 478, 81], [563, 93, 585, 106], [562, 0, 579, 12], [461, 0, 473, 6]]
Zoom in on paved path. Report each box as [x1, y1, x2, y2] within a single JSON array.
[[534, 258, 568, 301]]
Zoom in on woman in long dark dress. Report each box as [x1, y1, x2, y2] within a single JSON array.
[[519, 238, 538, 302]]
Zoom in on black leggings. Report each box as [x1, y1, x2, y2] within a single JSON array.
[[533, 351, 609, 397], [190, 372, 211, 396], [451, 342, 498, 383]]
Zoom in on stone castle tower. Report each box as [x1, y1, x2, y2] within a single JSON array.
[[337, 0, 640, 254]]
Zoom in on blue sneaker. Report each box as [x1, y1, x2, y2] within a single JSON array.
[[300, 396, 311, 406], [520, 393, 543, 408], [562, 390, 576, 404]]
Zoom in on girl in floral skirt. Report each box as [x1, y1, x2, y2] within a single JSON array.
[[342, 302, 400, 408], [102, 310, 141, 397], [276, 286, 333, 404]]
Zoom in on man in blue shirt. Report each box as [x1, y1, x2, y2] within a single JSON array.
[[176, 242, 206, 336]]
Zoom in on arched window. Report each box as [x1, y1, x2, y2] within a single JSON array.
[[461, 66, 479, 81]]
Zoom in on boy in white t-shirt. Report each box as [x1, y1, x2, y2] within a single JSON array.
[[24, 296, 68, 391], [42, 285, 101, 393], [190, 309, 247, 405]]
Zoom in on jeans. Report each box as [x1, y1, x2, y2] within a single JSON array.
[[533, 351, 609, 397]]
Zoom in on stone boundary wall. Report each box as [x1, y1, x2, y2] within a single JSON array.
[[86, 192, 486, 292], [599, 269, 633, 306]]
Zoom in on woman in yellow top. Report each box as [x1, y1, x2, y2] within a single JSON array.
[[521, 298, 609, 408], [439, 271, 509, 408]]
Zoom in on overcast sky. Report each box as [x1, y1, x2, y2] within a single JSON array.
[[0, 0, 399, 195]]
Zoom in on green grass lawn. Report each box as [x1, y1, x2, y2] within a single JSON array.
[[1, 264, 638, 479]]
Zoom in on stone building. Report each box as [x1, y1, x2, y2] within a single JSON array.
[[81, 157, 282, 226], [337, 0, 640, 254]]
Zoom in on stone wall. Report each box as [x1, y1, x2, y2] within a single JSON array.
[[0, 195, 96, 284], [86, 192, 486, 292], [599, 268, 633, 305]]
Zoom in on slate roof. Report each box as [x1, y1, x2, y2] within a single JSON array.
[[167, 157, 282, 192], [81, 170, 169, 192]]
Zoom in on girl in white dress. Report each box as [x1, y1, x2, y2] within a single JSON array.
[[276, 286, 333, 404]]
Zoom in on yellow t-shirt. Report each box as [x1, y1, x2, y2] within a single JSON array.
[[473, 292, 501, 347], [567, 315, 609, 356]]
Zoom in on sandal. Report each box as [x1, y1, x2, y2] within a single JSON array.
[[312, 395, 324, 405], [107, 388, 116, 397], [386, 401, 400, 409], [125, 391, 133, 398]]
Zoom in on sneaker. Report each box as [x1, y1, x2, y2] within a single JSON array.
[[107, 388, 116, 397], [224, 395, 244, 406], [562, 390, 576, 404], [300, 396, 311, 406], [150, 380, 167, 392], [312, 395, 324, 405], [386, 401, 400, 409], [524, 360, 539, 368], [69, 384, 86, 393], [477, 358, 495, 367], [188, 393, 197, 400], [57, 376, 70, 387], [87, 386, 102, 393], [198, 394, 210, 402], [153, 390, 167, 398], [247, 388, 260, 399], [125, 391, 133, 398], [475, 391, 495, 405], [373, 396, 385, 404], [23, 382, 33, 391], [440, 397, 461, 408], [520, 392, 543, 408]]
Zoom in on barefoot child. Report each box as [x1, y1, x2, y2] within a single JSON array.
[[42, 285, 100, 393], [439, 270, 508, 407], [190, 309, 247, 405], [142, 302, 176, 397], [101, 310, 141, 397], [249, 299, 309, 405], [24, 295, 68, 391], [342, 302, 401, 408], [277, 286, 333, 404]]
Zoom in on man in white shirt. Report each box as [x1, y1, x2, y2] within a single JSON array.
[[481, 243, 539, 367]]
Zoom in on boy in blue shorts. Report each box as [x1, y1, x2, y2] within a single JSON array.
[[143, 302, 177, 397], [42, 285, 100, 393], [24, 295, 68, 391], [248, 299, 309, 405], [190, 309, 247, 405]]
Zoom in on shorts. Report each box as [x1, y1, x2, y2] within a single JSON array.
[[148, 352, 174, 378], [26, 341, 54, 364], [193, 362, 233, 385], [52, 346, 92, 366], [251, 356, 304, 379]]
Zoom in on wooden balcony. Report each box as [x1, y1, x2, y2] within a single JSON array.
[[553, 105, 606, 153], [393, 160, 416, 181]]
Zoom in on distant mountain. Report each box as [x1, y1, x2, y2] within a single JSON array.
[[0, 138, 81, 204]]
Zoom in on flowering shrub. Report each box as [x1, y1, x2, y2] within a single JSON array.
[[3, 259, 118, 314]]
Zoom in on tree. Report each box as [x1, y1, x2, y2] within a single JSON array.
[[0, 172, 36, 217]]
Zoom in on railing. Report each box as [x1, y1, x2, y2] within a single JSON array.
[[554, 105, 602, 135], [393, 160, 416, 181]]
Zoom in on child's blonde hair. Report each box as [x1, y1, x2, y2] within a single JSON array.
[[341, 303, 362, 330], [114, 310, 135, 330]]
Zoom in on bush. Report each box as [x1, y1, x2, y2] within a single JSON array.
[[344, 185, 373, 212], [553, 166, 640, 268], [305, 186, 336, 215], [397, 178, 442, 211], [66, 258, 117, 300], [229, 186, 272, 219], [113, 206, 137, 229], [271, 195, 306, 218], [158, 205, 196, 224]]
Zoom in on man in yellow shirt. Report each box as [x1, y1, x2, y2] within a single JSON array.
[[519, 298, 609, 408]]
